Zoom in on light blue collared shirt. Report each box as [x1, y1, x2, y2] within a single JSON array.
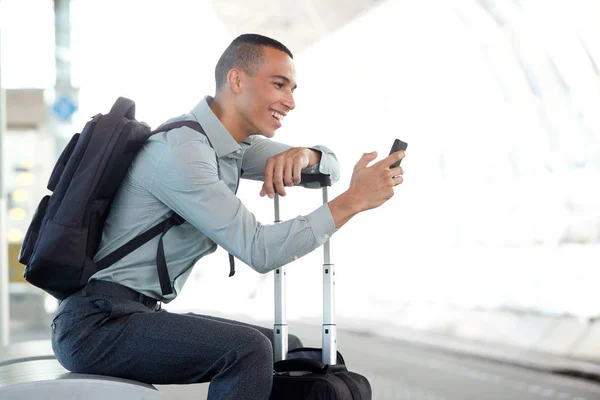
[[91, 96, 340, 302]]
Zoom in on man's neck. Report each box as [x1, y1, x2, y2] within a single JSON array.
[[208, 96, 249, 144]]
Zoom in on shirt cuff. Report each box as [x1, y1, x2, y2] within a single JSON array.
[[309, 145, 338, 180], [302, 147, 322, 174], [306, 203, 336, 246], [315, 148, 329, 175]]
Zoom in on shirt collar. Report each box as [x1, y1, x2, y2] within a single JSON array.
[[190, 96, 242, 158]]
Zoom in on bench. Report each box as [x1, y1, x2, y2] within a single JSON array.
[[0, 341, 161, 400]]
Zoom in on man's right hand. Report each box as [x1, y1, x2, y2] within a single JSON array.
[[348, 151, 405, 211], [327, 150, 405, 229]]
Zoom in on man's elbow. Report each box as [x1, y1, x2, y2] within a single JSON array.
[[249, 259, 275, 275], [247, 248, 276, 274]]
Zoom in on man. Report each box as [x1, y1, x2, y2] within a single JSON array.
[[51, 34, 405, 399]]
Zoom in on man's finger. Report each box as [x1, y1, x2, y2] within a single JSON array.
[[284, 159, 295, 187], [273, 161, 286, 196], [388, 166, 404, 178], [354, 151, 377, 171], [377, 150, 405, 168], [293, 162, 302, 185], [263, 159, 275, 198], [392, 175, 404, 186]]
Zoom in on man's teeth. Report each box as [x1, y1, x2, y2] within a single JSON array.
[[271, 111, 284, 121]]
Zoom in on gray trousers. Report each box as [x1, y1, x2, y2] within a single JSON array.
[[51, 279, 303, 400]]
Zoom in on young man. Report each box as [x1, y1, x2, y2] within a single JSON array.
[[51, 34, 405, 399]]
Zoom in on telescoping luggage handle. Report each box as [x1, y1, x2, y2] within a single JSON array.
[[273, 173, 336, 366]]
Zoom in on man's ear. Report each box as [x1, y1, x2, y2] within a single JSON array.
[[227, 68, 245, 94]]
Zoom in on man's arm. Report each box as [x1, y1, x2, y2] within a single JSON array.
[[150, 139, 336, 274], [240, 136, 341, 193], [151, 139, 404, 272]]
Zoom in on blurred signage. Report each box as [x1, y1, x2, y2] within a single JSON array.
[[52, 96, 77, 121], [53, 94, 78, 122]]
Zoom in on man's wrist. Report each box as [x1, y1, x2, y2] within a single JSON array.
[[328, 190, 363, 229], [306, 148, 322, 168], [339, 189, 364, 214]]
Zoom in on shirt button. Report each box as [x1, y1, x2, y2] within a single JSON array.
[[293, 255, 298, 260], [324, 234, 330, 239]]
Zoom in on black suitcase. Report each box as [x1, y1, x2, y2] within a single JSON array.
[[270, 174, 372, 400]]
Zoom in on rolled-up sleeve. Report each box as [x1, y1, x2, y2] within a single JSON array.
[[240, 137, 341, 187], [149, 139, 335, 274]]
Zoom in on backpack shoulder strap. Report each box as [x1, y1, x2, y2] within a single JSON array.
[[151, 120, 205, 135], [96, 119, 235, 298], [152, 119, 236, 278], [152, 120, 220, 152]]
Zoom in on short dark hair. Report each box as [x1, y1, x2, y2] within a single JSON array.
[[214, 33, 294, 91]]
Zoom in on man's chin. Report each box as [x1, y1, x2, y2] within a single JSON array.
[[255, 130, 276, 138]]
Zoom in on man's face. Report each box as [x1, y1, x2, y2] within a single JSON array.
[[236, 47, 297, 138]]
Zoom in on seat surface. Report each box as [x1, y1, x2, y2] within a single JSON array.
[[0, 358, 161, 400]]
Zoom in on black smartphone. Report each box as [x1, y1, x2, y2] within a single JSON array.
[[389, 139, 408, 168]]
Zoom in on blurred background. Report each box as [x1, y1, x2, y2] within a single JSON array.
[[1, 0, 600, 399]]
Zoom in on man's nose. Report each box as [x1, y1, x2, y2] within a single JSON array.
[[282, 91, 296, 111]]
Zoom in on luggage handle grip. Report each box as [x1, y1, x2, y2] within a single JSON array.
[[299, 173, 331, 188]]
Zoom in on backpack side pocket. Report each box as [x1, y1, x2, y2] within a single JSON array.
[[19, 194, 51, 265]]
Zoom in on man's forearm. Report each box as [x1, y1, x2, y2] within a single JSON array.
[[328, 190, 362, 230]]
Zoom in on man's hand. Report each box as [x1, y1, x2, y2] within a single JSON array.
[[347, 151, 405, 211], [328, 150, 405, 230], [260, 148, 321, 198]]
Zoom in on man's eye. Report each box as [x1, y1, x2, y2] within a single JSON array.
[[274, 82, 284, 89]]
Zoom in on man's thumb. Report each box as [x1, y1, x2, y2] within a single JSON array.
[[355, 151, 377, 170]]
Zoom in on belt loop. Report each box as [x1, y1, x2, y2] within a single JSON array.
[[156, 301, 162, 311]]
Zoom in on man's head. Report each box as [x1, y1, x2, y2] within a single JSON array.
[[214, 34, 297, 139]]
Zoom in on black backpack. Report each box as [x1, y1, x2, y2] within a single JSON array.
[[19, 97, 224, 300]]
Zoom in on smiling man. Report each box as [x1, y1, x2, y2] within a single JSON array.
[[51, 34, 405, 400]]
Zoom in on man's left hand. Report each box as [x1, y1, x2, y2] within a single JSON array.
[[260, 148, 321, 198]]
